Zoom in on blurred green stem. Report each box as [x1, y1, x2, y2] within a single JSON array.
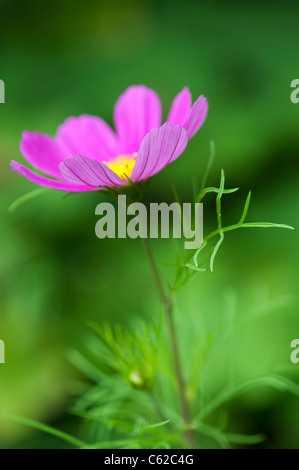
[[143, 238, 195, 448]]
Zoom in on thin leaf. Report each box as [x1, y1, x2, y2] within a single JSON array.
[[9, 188, 50, 212], [210, 232, 224, 272], [200, 140, 215, 192], [195, 187, 239, 204], [241, 222, 295, 230], [218, 169, 225, 199], [206, 221, 295, 242], [238, 190, 251, 225], [185, 263, 207, 272], [170, 184, 182, 207], [4, 413, 85, 447], [225, 432, 266, 445], [216, 170, 225, 231], [82, 439, 139, 449], [138, 419, 170, 438], [198, 374, 299, 421], [193, 240, 207, 266]]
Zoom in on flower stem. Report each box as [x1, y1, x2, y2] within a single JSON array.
[[143, 238, 195, 448]]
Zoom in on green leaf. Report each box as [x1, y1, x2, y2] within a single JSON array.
[[195, 187, 239, 204], [210, 232, 224, 272], [224, 432, 266, 445], [238, 190, 251, 224], [8, 188, 50, 212], [197, 423, 229, 449], [82, 439, 139, 449], [216, 169, 225, 231], [206, 220, 295, 242], [193, 240, 207, 266], [185, 263, 207, 272], [124, 173, 139, 189], [199, 140, 215, 191], [198, 374, 299, 421], [138, 419, 170, 443], [218, 169, 225, 199], [170, 184, 182, 207], [3, 413, 86, 447], [241, 222, 295, 230]]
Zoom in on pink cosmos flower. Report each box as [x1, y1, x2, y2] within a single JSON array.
[[10, 86, 208, 192]]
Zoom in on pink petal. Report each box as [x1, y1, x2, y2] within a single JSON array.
[[10, 161, 92, 192], [166, 87, 192, 127], [56, 115, 121, 162], [20, 131, 70, 178], [185, 95, 208, 139], [59, 155, 124, 187], [114, 85, 162, 154], [131, 123, 188, 182]]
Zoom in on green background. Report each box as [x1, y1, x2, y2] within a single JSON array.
[[0, 0, 298, 448]]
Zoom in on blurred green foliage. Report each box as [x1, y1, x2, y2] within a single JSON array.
[[0, 0, 298, 448]]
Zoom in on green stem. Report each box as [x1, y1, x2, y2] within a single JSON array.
[[143, 238, 195, 448]]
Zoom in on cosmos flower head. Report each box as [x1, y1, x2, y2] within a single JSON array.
[[10, 86, 208, 192]]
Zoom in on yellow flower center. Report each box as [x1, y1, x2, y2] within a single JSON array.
[[104, 152, 137, 180]]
